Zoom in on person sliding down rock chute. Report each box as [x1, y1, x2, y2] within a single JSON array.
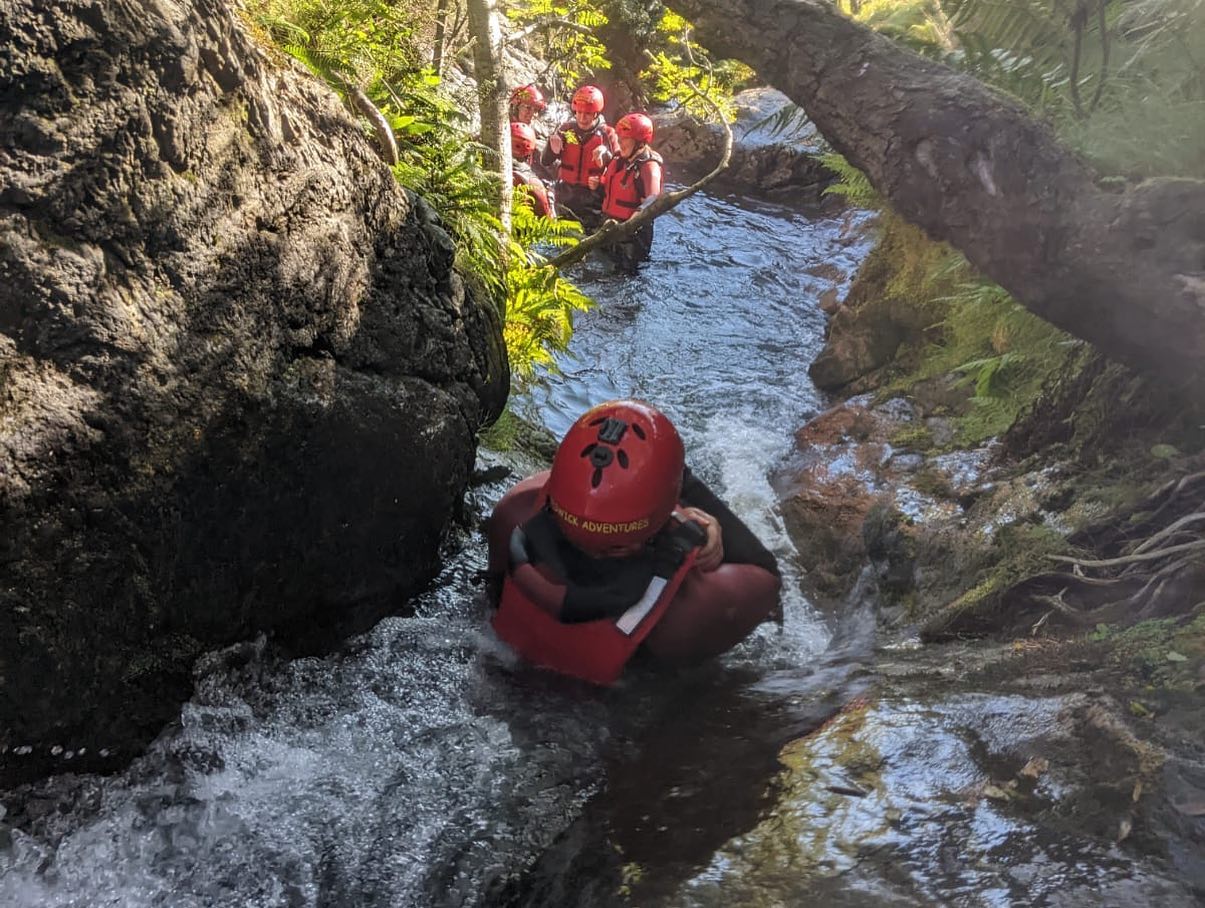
[[486, 400, 782, 685]]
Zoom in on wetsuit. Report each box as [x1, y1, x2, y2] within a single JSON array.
[[680, 467, 780, 578]]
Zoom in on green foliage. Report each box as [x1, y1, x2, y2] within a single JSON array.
[[392, 138, 508, 301], [743, 103, 814, 143], [854, 214, 1074, 446], [502, 258, 594, 380], [503, 203, 594, 381], [508, 2, 747, 120], [819, 152, 883, 208], [249, 0, 421, 85], [478, 406, 561, 458], [822, 0, 1205, 442], [1088, 613, 1205, 687], [643, 12, 752, 118], [244, 0, 597, 381], [507, 1, 612, 88], [927, 271, 1074, 444]]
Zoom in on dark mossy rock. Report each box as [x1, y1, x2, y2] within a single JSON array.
[[0, 0, 507, 781]]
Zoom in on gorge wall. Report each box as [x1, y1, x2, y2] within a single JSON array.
[[0, 0, 507, 778]]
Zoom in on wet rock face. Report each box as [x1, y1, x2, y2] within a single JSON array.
[[654, 88, 837, 201], [0, 0, 507, 777], [778, 395, 1002, 615]]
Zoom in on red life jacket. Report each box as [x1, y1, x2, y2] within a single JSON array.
[[492, 514, 702, 685], [513, 163, 553, 218], [555, 118, 617, 187], [601, 149, 663, 221]]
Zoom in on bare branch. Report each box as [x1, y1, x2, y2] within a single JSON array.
[[1089, 0, 1110, 113], [1069, 5, 1087, 119], [1031, 588, 1095, 625], [340, 80, 398, 166], [511, 17, 598, 42]]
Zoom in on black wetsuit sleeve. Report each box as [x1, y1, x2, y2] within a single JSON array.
[[540, 133, 560, 169], [680, 466, 781, 577]]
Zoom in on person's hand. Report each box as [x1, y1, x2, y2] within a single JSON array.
[[678, 506, 723, 572], [591, 145, 608, 166], [548, 133, 564, 155], [587, 175, 600, 190]]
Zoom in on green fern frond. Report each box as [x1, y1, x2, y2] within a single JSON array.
[[818, 153, 883, 207]]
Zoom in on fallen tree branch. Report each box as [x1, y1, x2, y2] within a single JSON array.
[[548, 59, 733, 269], [1069, 4, 1087, 119], [667, 0, 1205, 392], [1089, 0, 1110, 113], [1031, 588, 1095, 626]]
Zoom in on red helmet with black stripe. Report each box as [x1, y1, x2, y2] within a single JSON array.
[[510, 121, 537, 158], [616, 113, 654, 145], [547, 400, 685, 553], [571, 85, 605, 114]]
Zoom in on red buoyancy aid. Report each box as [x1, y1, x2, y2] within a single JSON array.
[[514, 164, 553, 218], [555, 119, 618, 187], [488, 472, 701, 685], [601, 149, 663, 221], [493, 533, 698, 686], [486, 471, 784, 679]]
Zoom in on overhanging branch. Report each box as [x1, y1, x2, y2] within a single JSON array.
[[668, 0, 1205, 392]]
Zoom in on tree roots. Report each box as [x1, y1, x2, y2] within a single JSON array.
[[1024, 468, 1205, 631]]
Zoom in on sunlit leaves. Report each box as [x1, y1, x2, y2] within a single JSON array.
[[245, 0, 598, 379]]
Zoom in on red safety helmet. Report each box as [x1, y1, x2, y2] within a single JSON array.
[[546, 400, 685, 554], [615, 113, 654, 145], [510, 121, 537, 158], [510, 83, 547, 111], [571, 85, 605, 115]]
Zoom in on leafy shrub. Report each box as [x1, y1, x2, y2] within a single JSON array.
[[243, 0, 596, 380]]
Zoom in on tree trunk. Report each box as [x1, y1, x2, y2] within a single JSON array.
[[466, 0, 512, 234], [432, 0, 449, 75], [669, 0, 1205, 394]]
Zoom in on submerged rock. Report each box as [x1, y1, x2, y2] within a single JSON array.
[[0, 0, 507, 779]]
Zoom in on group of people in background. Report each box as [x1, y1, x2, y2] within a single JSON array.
[[508, 82, 663, 267]]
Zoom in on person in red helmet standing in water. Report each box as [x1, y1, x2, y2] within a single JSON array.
[[486, 400, 782, 685], [509, 83, 547, 125], [510, 122, 554, 219], [590, 112, 663, 269], [541, 85, 619, 230]]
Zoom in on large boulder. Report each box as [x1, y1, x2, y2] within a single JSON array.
[[0, 0, 507, 779]]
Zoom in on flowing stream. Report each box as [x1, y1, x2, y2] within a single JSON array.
[[1, 191, 1197, 907]]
